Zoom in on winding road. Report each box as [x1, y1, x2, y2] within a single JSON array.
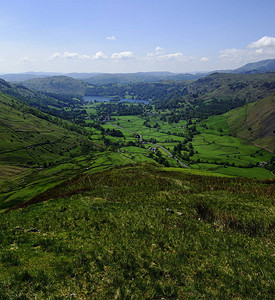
[[107, 122, 189, 168]]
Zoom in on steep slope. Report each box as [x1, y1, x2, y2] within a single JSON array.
[[225, 95, 275, 152], [187, 72, 275, 103], [0, 163, 274, 298], [0, 78, 83, 118], [0, 92, 100, 210], [20, 76, 86, 96], [233, 59, 275, 74], [0, 92, 85, 167]]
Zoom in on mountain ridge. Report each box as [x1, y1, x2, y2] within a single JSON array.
[[2, 58, 275, 84]]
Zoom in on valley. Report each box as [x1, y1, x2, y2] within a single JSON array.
[[0, 67, 274, 299], [1, 2, 275, 298]]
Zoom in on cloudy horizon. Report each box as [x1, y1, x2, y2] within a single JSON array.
[[0, 0, 275, 74]]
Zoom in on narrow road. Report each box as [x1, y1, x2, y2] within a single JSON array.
[[107, 122, 189, 168]]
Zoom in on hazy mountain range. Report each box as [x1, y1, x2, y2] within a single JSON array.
[[1, 59, 275, 84]]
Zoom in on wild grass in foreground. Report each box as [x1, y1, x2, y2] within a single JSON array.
[[0, 163, 274, 299]]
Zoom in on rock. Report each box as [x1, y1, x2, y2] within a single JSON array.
[[14, 226, 24, 230], [27, 228, 40, 233]]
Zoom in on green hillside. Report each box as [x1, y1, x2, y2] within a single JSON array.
[[233, 59, 275, 74], [0, 92, 84, 166], [84, 72, 275, 116], [0, 78, 84, 120], [20, 76, 86, 96], [225, 95, 275, 152], [0, 163, 274, 298], [0, 73, 275, 299], [0, 92, 100, 210], [187, 72, 275, 104]]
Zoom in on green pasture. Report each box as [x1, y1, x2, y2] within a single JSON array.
[[0, 164, 273, 298]]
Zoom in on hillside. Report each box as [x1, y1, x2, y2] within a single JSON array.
[[0, 72, 62, 82], [233, 59, 275, 74], [84, 73, 275, 117], [0, 78, 83, 119], [186, 72, 275, 103], [0, 92, 84, 166], [225, 95, 275, 152], [83, 72, 203, 85], [20, 75, 86, 96], [0, 92, 99, 210], [1, 163, 274, 298]]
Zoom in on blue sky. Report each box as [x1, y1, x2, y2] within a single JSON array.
[[1, 0, 275, 73]]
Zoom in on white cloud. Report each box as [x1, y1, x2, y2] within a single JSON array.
[[64, 52, 90, 60], [200, 57, 210, 62], [107, 36, 116, 40], [48, 51, 91, 61], [111, 51, 134, 59], [220, 45, 275, 64], [93, 51, 107, 59], [248, 36, 275, 48], [158, 53, 190, 62], [219, 48, 247, 62], [145, 47, 193, 62], [48, 52, 62, 60], [155, 46, 165, 55]]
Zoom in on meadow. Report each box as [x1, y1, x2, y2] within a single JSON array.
[[0, 163, 274, 298], [87, 103, 274, 179]]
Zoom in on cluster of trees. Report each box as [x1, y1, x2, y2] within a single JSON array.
[[95, 102, 145, 118], [104, 128, 124, 138], [85, 81, 189, 102], [148, 150, 170, 167]]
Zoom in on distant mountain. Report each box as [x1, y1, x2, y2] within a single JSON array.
[[225, 95, 275, 152], [233, 59, 275, 74], [0, 72, 63, 82], [0, 78, 83, 119], [66, 72, 104, 79], [20, 76, 86, 96], [82, 72, 174, 85], [82, 72, 206, 85], [186, 72, 275, 103]]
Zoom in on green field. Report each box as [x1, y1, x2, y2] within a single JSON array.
[[0, 164, 274, 298], [86, 104, 274, 179], [0, 74, 275, 299]]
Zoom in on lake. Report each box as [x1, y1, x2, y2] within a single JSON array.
[[84, 95, 149, 104]]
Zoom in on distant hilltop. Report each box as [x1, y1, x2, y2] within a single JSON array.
[[1, 58, 275, 85]]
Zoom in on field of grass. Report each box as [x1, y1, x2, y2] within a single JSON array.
[[98, 110, 274, 179], [224, 95, 275, 152], [1, 97, 274, 216], [0, 164, 274, 298], [0, 93, 85, 167], [193, 115, 274, 178]]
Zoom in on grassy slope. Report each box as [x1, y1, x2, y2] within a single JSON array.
[[0, 92, 97, 210], [0, 78, 74, 111], [188, 72, 275, 103], [225, 95, 275, 152], [20, 76, 86, 96], [96, 110, 274, 179], [0, 92, 81, 166], [0, 163, 274, 298]]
